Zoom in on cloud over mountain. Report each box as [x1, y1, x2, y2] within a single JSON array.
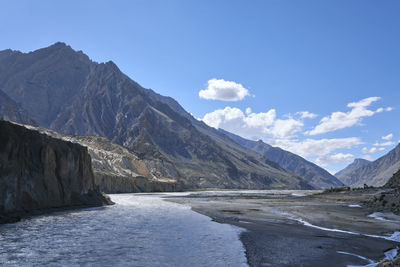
[[201, 106, 303, 139], [199, 78, 250, 101], [315, 153, 355, 167], [306, 97, 391, 135]]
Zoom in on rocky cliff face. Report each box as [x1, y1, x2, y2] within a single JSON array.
[[219, 129, 343, 189], [20, 125, 181, 193], [0, 42, 314, 190], [368, 170, 400, 217], [336, 144, 400, 187], [58, 135, 181, 193], [0, 120, 111, 222]]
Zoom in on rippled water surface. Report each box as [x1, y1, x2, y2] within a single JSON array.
[[0, 193, 248, 266]]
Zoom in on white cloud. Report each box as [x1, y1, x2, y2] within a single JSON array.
[[202, 106, 364, 158], [315, 153, 354, 167], [378, 147, 385, 151], [199, 78, 250, 101], [362, 147, 377, 154], [296, 111, 317, 119], [373, 141, 395, 147], [386, 107, 393, 111], [201, 106, 303, 139], [382, 133, 393, 140], [306, 97, 390, 135], [269, 137, 362, 158]]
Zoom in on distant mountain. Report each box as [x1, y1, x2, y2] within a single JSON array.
[[335, 144, 400, 187], [0, 42, 314, 190], [0, 89, 37, 126], [219, 129, 344, 188], [335, 158, 371, 183]]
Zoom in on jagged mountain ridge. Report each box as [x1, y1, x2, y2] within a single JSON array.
[[335, 144, 400, 187], [0, 42, 314, 190], [219, 129, 344, 188]]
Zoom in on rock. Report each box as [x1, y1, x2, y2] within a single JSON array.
[[385, 169, 400, 188], [378, 254, 400, 267], [0, 120, 112, 222]]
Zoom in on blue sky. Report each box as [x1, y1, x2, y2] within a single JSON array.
[[1, 0, 399, 173]]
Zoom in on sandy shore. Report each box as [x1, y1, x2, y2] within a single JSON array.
[[167, 189, 400, 267]]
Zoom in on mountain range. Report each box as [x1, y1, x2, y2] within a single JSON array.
[[220, 129, 344, 188], [0, 42, 345, 190], [335, 145, 400, 187]]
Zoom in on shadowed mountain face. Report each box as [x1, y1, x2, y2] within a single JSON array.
[[336, 144, 400, 187], [0, 42, 314, 190], [0, 89, 37, 126], [219, 129, 344, 188]]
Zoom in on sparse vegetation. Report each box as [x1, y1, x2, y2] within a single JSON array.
[[323, 186, 351, 193]]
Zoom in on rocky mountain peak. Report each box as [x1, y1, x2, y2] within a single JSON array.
[[0, 43, 316, 190]]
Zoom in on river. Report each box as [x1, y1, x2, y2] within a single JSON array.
[[0, 193, 248, 266]]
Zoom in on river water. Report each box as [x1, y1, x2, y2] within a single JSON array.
[[0, 193, 248, 266]]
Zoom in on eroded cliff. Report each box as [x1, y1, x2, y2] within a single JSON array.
[[0, 120, 112, 223]]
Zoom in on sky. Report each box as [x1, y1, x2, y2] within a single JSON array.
[[1, 0, 399, 174]]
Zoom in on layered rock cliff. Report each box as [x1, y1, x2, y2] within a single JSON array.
[[0, 120, 111, 223]]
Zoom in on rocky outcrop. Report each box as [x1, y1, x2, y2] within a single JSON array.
[[367, 171, 400, 215], [219, 129, 343, 189], [0, 43, 315, 190], [63, 136, 181, 193], [20, 127, 181, 193], [335, 145, 400, 187], [385, 169, 400, 188], [378, 254, 400, 267], [0, 120, 112, 223]]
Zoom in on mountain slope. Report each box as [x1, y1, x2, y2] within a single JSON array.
[[335, 144, 400, 187], [335, 158, 371, 183], [385, 169, 400, 188], [219, 129, 344, 188], [0, 42, 314, 190], [0, 89, 37, 126]]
